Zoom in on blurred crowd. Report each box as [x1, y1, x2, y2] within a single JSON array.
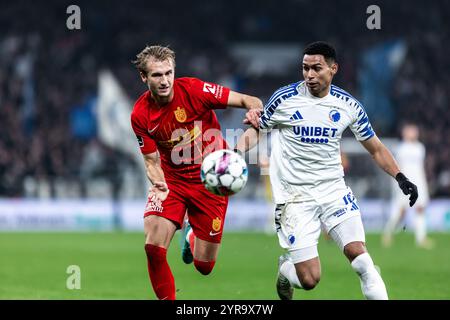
[[0, 0, 449, 198]]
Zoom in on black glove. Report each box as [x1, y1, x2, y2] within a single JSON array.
[[395, 172, 418, 207]]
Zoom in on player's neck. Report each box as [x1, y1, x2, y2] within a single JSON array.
[[308, 86, 330, 98], [152, 91, 174, 106]]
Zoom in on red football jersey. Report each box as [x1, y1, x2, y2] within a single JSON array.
[[131, 77, 231, 182]]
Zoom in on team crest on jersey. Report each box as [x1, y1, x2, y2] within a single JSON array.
[[288, 234, 296, 245], [174, 106, 187, 123], [329, 109, 341, 122], [212, 217, 222, 232]]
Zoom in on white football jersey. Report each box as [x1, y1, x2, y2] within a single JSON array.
[[260, 81, 375, 204]]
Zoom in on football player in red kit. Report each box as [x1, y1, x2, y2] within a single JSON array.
[[131, 45, 262, 300]]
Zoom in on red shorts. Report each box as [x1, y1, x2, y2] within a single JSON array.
[[143, 180, 228, 243]]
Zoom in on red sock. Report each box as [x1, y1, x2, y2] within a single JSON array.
[[144, 244, 176, 300], [189, 231, 195, 255]]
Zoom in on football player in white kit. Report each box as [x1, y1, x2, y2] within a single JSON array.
[[382, 123, 433, 249], [236, 41, 418, 300]]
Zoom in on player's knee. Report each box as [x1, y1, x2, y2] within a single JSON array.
[[300, 275, 320, 290], [194, 259, 215, 275], [298, 272, 320, 290]]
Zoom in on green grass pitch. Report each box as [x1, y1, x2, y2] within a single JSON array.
[[0, 232, 449, 299]]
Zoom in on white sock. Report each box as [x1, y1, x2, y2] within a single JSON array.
[[415, 214, 426, 244], [280, 260, 302, 289], [351, 253, 388, 300]]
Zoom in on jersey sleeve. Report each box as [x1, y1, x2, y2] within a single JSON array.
[[349, 99, 376, 141], [130, 111, 157, 154], [188, 78, 231, 110], [259, 89, 286, 130]]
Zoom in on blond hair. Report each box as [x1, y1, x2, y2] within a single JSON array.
[[132, 45, 176, 75]]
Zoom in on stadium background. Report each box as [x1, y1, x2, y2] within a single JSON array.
[[0, 0, 449, 299]]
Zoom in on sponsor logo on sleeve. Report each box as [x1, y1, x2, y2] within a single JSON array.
[[203, 83, 224, 100], [203, 83, 216, 95]]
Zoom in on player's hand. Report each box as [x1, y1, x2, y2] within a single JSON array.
[[243, 108, 261, 128], [395, 173, 418, 207], [149, 181, 169, 202]]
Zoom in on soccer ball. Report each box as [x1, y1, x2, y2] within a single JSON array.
[[200, 149, 248, 196]]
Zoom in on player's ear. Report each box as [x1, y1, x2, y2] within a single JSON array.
[[331, 62, 338, 76], [140, 71, 147, 83]]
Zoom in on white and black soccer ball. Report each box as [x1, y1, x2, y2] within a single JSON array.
[[200, 149, 248, 196]]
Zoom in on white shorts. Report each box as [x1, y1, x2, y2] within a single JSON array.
[[274, 181, 365, 262]]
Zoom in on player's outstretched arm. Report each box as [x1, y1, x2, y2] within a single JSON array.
[[360, 135, 400, 177], [227, 91, 263, 110], [143, 152, 169, 202], [234, 126, 260, 155], [360, 135, 418, 206], [226, 91, 263, 128]]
